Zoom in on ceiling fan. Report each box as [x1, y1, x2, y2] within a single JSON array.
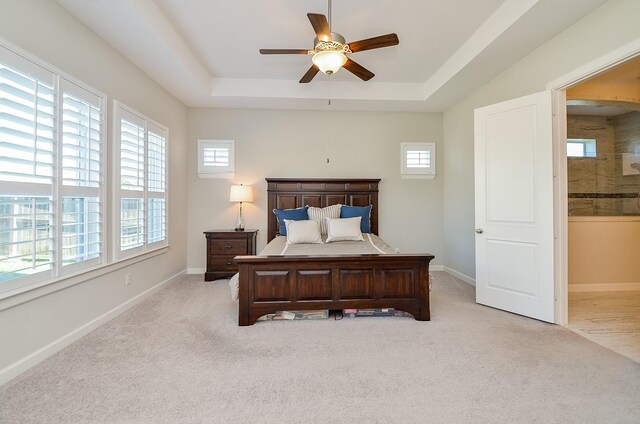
[[259, 0, 399, 83]]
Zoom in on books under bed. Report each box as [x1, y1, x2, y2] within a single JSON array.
[[232, 178, 434, 326]]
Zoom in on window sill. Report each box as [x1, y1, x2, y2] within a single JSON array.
[[198, 172, 235, 179], [0, 246, 169, 311], [401, 174, 436, 180]]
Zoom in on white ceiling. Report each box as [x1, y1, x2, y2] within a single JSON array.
[[567, 100, 640, 116], [57, 0, 608, 111], [567, 105, 634, 117]]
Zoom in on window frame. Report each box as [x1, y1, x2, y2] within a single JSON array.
[[57, 77, 106, 276], [0, 42, 107, 296], [566, 138, 597, 158], [113, 101, 169, 261], [197, 139, 235, 178], [401, 142, 436, 179]]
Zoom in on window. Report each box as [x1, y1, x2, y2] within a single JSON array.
[[198, 139, 234, 178], [567, 138, 596, 158], [114, 102, 168, 259], [401, 142, 435, 179], [0, 45, 105, 293]]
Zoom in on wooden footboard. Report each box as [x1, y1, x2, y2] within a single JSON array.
[[235, 254, 434, 326]]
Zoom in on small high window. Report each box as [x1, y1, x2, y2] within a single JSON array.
[[198, 140, 235, 178], [401, 142, 435, 179], [567, 138, 596, 158]]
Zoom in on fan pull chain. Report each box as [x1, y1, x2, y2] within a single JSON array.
[[326, 98, 331, 164]]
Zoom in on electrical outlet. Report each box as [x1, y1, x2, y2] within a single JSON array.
[[125, 273, 132, 285]]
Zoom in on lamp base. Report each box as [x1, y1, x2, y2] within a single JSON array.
[[234, 203, 245, 232]]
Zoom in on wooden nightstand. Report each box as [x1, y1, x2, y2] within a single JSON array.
[[203, 229, 258, 281]]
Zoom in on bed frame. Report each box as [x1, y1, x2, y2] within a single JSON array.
[[234, 178, 434, 326]]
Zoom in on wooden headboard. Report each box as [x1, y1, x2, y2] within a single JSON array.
[[266, 178, 380, 242]]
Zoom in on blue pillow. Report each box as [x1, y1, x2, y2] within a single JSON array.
[[273, 206, 309, 236], [340, 205, 372, 233]]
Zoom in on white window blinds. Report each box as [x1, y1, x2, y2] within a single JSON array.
[[0, 45, 105, 294], [0, 62, 55, 185], [114, 102, 168, 259], [147, 124, 166, 247], [203, 147, 229, 167], [120, 115, 145, 191], [0, 196, 54, 284], [59, 79, 104, 268], [147, 126, 166, 193], [61, 88, 101, 188], [197, 139, 234, 177], [401, 142, 436, 179]]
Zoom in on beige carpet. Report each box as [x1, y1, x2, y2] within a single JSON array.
[[1, 272, 639, 423]]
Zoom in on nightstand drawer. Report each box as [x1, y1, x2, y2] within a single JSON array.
[[208, 256, 237, 271], [203, 229, 257, 281], [208, 239, 247, 254]]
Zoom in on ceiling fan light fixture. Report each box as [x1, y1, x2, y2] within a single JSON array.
[[312, 50, 347, 75], [259, 8, 398, 83]]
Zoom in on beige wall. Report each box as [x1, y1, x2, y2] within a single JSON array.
[[186, 108, 443, 270], [569, 218, 640, 289], [0, 0, 188, 380], [442, 0, 640, 279]]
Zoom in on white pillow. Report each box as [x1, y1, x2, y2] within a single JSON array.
[[284, 219, 323, 244], [325, 217, 364, 242], [307, 204, 341, 234]]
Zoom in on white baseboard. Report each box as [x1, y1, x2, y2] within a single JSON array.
[[187, 268, 205, 274], [0, 269, 186, 387], [443, 266, 476, 286], [569, 282, 640, 292]]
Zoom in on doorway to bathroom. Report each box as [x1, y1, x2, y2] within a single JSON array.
[[564, 56, 640, 362]]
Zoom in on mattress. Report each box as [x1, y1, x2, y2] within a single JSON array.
[[228, 234, 396, 301]]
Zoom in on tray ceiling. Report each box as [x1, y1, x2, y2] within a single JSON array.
[[57, 0, 607, 111]]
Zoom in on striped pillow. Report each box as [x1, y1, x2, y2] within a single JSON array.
[[307, 204, 341, 234]]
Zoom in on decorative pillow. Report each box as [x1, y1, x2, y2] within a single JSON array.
[[284, 219, 323, 244], [307, 204, 341, 234], [273, 206, 308, 236], [325, 217, 364, 242], [340, 205, 372, 233]]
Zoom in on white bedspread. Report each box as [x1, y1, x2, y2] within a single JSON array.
[[228, 234, 396, 301]]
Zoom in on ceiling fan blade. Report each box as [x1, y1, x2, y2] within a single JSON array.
[[299, 65, 320, 83], [307, 13, 330, 38], [260, 49, 309, 55], [348, 33, 399, 53], [343, 58, 375, 81]]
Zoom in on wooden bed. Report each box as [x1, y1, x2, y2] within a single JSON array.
[[234, 178, 435, 326]]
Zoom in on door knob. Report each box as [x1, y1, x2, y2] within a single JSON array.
[[475, 228, 484, 234]]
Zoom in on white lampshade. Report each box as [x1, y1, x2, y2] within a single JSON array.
[[312, 50, 347, 75], [229, 185, 253, 203]]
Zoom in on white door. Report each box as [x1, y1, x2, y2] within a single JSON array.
[[474, 91, 555, 323]]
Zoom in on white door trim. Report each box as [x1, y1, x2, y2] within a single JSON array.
[[546, 38, 640, 90], [551, 89, 568, 325], [547, 38, 640, 326]]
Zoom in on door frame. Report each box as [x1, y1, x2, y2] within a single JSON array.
[[547, 39, 640, 325]]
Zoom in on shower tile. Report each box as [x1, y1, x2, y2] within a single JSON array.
[[568, 198, 595, 216], [595, 198, 618, 215], [622, 198, 640, 214]]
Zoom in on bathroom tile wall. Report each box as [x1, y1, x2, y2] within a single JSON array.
[[567, 112, 640, 216], [568, 115, 616, 215]]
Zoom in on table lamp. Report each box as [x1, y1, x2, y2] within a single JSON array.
[[229, 184, 253, 231]]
